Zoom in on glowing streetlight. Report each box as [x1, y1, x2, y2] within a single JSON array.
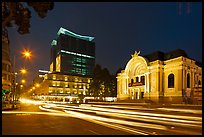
[[20, 68, 27, 74], [32, 87, 35, 90], [35, 83, 40, 88], [21, 79, 26, 84], [22, 49, 32, 59]]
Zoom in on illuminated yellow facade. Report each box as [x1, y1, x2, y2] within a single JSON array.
[[117, 50, 202, 104], [34, 73, 91, 97], [56, 55, 61, 72]]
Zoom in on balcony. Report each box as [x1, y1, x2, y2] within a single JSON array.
[[128, 82, 143, 87]]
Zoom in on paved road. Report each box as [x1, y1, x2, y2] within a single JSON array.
[[2, 101, 202, 135], [2, 113, 132, 135], [2, 103, 131, 135]]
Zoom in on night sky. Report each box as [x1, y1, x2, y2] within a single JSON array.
[[8, 2, 202, 85]]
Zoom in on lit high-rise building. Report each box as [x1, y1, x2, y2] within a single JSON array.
[[50, 27, 95, 76], [31, 27, 95, 100]]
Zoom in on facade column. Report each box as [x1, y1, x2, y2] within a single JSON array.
[[146, 72, 150, 93], [123, 78, 126, 94], [183, 67, 185, 90], [192, 70, 194, 90], [137, 88, 140, 99], [144, 74, 147, 93], [131, 89, 134, 100], [126, 78, 128, 94]]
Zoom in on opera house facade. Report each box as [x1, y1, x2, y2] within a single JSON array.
[[117, 49, 202, 104]]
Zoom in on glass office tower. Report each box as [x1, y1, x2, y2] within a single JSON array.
[[50, 27, 95, 77]]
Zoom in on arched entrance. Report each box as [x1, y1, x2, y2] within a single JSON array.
[[117, 51, 150, 100]]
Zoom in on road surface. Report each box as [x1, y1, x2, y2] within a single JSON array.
[[2, 100, 202, 135]]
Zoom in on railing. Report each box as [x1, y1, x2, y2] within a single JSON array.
[[128, 82, 143, 87]]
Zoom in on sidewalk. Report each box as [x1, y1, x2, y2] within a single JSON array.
[[2, 103, 18, 111]]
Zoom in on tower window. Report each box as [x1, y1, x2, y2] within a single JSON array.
[[198, 80, 201, 85], [187, 73, 190, 88], [136, 77, 139, 82], [168, 74, 174, 88], [141, 76, 145, 85], [131, 79, 134, 84]]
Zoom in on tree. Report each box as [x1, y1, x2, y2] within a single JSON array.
[[89, 64, 102, 97], [2, 2, 54, 35], [89, 64, 117, 98]]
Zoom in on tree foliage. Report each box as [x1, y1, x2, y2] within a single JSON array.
[[2, 2, 54, 35], [89, 64, 117, 97]]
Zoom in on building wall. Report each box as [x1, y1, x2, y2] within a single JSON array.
[[117, 52, 202, 104], [162, 57, 183, 103], [50, 27, 95, 77], [2, 29, 12, 92], [34, 73, 91, 97]]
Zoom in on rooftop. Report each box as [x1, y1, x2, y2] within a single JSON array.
[[142, 49, 202, 66], [57, 27, 95, 42]]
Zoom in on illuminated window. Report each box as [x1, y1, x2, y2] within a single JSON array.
[[198, 80, 201, 85], [168, 74, 174, 88], [56, 55, 61, 72], [187, 73, 190, 88], [60, 50, 95, 59], [53, 75, 56, 80], [50, 62, 53, 72], [141, 76, 145, 85], [131, 79, 134, 84], [51, 39, 57, 46], [136, 77, 139, 83], [65, 77, 68, 81]]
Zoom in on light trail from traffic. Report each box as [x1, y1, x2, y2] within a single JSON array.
[[14, 98, 202, 135]]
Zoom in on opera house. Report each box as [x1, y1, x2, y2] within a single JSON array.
[[117, 49, 202, 104]]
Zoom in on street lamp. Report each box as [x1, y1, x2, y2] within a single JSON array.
[[12, 49, 32, 107], [20, 68, 27, 74], [22, 49, 32, 59], [35, 83, 40, 88], [21, 79, 26, 84]]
